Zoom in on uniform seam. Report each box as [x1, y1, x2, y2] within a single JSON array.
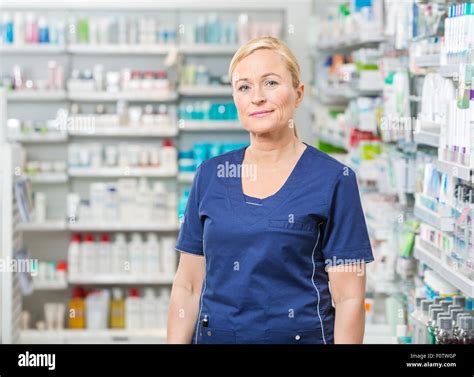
[[194, 247, 207, 344], [311, 222, 326, 344]]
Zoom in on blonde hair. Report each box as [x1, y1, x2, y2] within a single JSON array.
[[229, 36, 301, 138]]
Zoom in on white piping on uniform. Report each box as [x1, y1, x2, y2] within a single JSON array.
[[311, 222, 327, 344], [195, 247, 207, 344], [244, 201, 263, 206]]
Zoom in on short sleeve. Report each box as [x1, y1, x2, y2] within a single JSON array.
[[175, 165, 205, 256], [321, 168, 374, 266]]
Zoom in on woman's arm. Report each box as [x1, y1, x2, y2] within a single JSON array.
[[327, 263, 367, 344], [167, 252, 205, 344]]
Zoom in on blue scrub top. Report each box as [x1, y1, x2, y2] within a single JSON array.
[[176, 142, 374, 344]]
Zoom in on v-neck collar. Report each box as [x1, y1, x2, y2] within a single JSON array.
[[226, 142, 310, 226]]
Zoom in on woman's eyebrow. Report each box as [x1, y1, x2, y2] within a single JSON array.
[[235, 73, 282, 84]]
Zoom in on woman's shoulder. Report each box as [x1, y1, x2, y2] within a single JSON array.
[[304, 144, 355, 178]]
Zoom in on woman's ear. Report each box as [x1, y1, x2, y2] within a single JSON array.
[[294, 83, 304, 108]]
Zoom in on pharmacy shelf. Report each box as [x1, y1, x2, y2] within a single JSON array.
[[8, 133, 68, 143], [417, 119, 443, 133], [363, 324, 394, 344], [316, 131, 348, 150], [435, 159, 473, 182], [179, 120, 242, 132], [414, 241, 474, 297], [178, 85, 233, 96], [68, 275, 174, 285], [20, 329, 167, 344], [178, 172, 195, 184], [179, 43, 239, 55], [68, 167, 177, 178], [316, 34, 386, 52], [68, 223, 180, 232], [439, 64, 459, 78], [33, 282, 68, 290], [67, 44, 176, 55], [6, 90, 67, 101], [413, 130, 439, 148], [28, 173, 68, 184], [413, 205, 454, 232], [0, 44, 66, 54], [69, 126, 178, 137], [415, 54, 440, 68], [319, 85, 357, 100], [67, 91, 178, 102], [17, 221, 68, 232]]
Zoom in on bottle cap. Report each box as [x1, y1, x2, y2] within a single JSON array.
[[100, 233, 110, 242], [71, 233, 81, 243], [113, 288, 123, 300], [129, 288, 139, 297], [72, 287, 84, 298], [84, 233, 95, 243], [163, 139, 174, 147], [56, 261, 67, 271]]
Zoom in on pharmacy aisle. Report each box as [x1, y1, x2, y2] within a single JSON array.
[[308, 0, 474, 344], [0, 0, 313, 344]]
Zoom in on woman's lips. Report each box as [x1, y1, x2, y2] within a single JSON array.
[[250, 110, 274, 118]]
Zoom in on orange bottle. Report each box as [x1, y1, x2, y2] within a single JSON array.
[[68, 287, 86, 329]]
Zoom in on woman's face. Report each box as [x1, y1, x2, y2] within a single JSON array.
[[232, 49, 304, 136]]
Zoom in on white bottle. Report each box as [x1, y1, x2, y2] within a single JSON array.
[[142, 288, 159, 329], [98, 233, 111, 276], [152, 182, 167, 223], [161, 139, 177, 173], [125, 288, 142, 329], [67, 234, 82, 279], [160, 237, 177, 278], [158, 288, 171, 329], [128, 233, 144, 277], [81, 234, 96, 278], [136, 178, 152, 222], [111, 233, 128, 276], [145, 233, 161, 278]]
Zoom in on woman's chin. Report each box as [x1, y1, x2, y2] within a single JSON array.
[[244, 123, 282, 135]]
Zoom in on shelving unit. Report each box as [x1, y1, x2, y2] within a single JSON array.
[[6, 90, 67, 101], [0, 0, 310, 344], [20, 329, 167, 344], [414, 241, 474, 297], [68, 167, 177, 178], [413, 130, 439, 148], [178, 85, 232, 96]]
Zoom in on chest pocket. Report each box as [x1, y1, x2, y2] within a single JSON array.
[[267, 215, 319, 234]]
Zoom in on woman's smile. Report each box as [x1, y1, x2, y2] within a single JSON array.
[[250, 109, 275, 118]]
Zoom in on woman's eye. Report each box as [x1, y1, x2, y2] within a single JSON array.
[[238, 84, 250, 92], [266, 80, 278, 87]]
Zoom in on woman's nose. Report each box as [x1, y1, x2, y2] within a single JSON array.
[[251, 89, 267, 105]]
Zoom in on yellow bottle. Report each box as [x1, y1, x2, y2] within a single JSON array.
[[110, 288, 125, 329], [68, 287, 85, 329]]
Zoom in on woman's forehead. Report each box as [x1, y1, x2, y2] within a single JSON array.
[[233, 51, 288, 81]]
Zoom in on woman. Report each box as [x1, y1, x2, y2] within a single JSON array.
[[167, 36, 374, 344]]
